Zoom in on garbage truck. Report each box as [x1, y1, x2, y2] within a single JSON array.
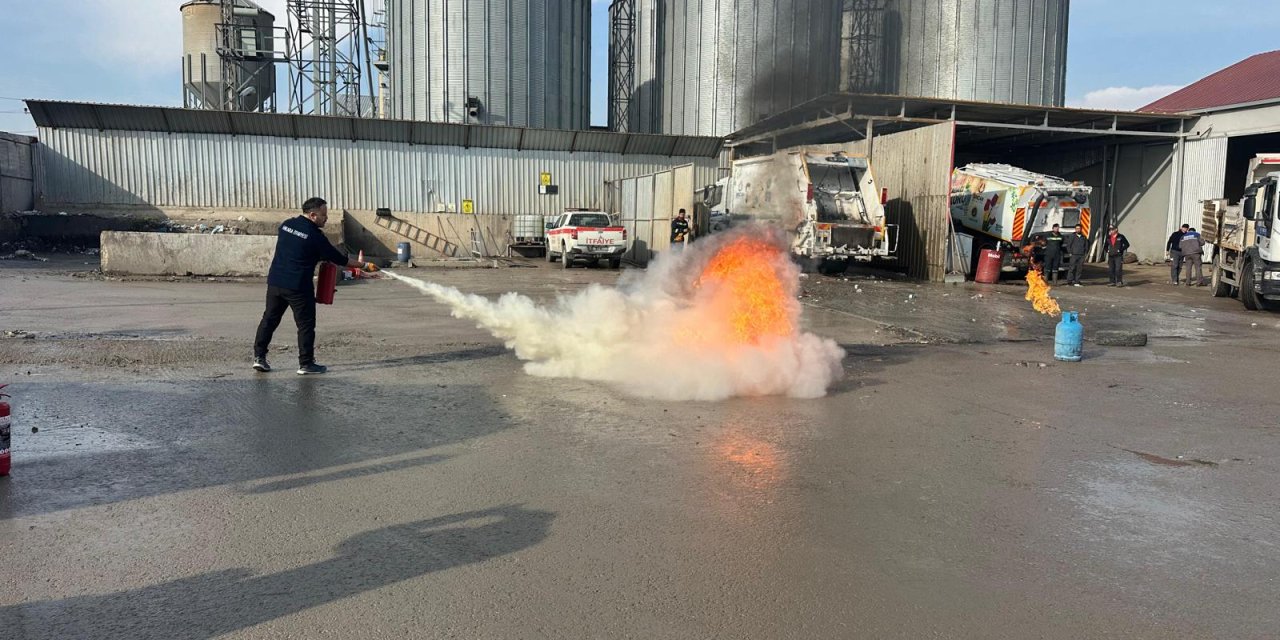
[[711, 150, 895, 269], [950, 164, 1093, 274], [1203, 154, 1280, 310]]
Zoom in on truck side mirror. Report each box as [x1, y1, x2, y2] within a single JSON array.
[[1243, 196, 1257, 220], [545, 221, 555, 230]]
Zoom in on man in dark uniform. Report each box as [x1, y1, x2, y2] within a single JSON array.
[[1043, 224, 1065, 284], [1105, 225, 1131, 287], [1064, 224, 1089, 286], [670, 209, 691, 245], [1166, 223, 1188, 285], [253, 197, 373, 375]]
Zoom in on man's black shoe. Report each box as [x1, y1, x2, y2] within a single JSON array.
[[297, 363, 328, 375]]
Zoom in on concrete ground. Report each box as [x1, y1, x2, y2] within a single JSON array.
[[0, 256, 1277, 639]]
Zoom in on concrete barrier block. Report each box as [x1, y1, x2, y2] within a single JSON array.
[[101, 231, 276, 276]]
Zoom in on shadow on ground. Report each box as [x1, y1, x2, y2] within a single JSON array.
[[0, 377, 514, 519], [0, 505, 554, 640]]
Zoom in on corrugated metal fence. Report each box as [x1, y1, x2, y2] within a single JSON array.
[[1175, 136, 1228, 230], [870, 123, 957, 282], [1, 132, 35, 213], [609, 164, 696, 264], [35, 128, 720, 217]]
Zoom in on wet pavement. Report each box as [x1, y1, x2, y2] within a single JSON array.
[[1, 258, 1278, 638]]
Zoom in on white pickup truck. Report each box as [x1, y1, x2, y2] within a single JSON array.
[[545, 210, 628, 269]]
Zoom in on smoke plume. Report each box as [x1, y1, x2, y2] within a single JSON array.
[[384, 226, 845, 401]]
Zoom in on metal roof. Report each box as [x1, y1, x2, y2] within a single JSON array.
[[23, 100, 725, 158], [1141, 50, 1280, 114], [726, 92, 1190, 154]]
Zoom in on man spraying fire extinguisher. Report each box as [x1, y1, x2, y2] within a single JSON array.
[[253, 197, 376, 375]]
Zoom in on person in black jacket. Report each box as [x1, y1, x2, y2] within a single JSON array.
[[1105, 225, 1131, 287], [253, 197, 374, 375], [1064, 224, 1089, 286], [670, 209, 691, 245], [1166, 223, 1189, 285]]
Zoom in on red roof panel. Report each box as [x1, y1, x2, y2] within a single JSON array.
[[1141, 50, 1280, 113]]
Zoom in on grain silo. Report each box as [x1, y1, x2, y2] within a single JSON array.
[[884, 0, 1069, 106], [615, 0, 845, 137], [180, 0, 277, 112], [386, 0, 591, 129]]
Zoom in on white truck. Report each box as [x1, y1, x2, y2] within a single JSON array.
[[950, 164, 1093, 273], [545, 209, 628, 269], [717, 150, 895, 269], [1204, 154, 1280, 310]]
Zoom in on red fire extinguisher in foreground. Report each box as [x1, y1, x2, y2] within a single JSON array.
[[316, 262, 338, 305], [1, 384, 12, 476]]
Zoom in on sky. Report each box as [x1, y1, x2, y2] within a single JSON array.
[[2, 0, 1280, 135]]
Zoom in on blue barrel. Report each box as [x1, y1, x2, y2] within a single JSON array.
[[1054, 311, 1083, 362], [396, 242, 411, 262]]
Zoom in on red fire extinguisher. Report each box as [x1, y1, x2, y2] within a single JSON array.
[[316, 262, 338, 305], [1, 384, 12, 477]]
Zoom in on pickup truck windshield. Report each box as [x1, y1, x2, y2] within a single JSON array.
[[569, 214, 613, 227]]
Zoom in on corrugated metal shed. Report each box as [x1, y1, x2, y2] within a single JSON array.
[[34, 127, 723, 217], [24, 100, 724, 158], [1142, 50, 1280, 114]]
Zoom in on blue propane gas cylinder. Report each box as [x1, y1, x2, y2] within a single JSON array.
[[1055, 311, 1083, 362]]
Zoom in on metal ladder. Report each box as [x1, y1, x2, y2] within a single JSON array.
[[374, 216, 460, 258]]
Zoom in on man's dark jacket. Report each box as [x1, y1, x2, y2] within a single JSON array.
[[1064, 233, 1088, 256], [267, 215, 348, 291], [1105, 233, 1130, 257]]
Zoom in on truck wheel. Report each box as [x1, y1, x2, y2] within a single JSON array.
[[609, 258, 621, 269], [1211, 262, 1231, 298], [561, 245, 572, 269], [1241, 264, 1265, 310]]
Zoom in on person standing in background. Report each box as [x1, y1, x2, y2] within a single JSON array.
[[670, 209, 691, 246], [1166, 223, 1189, 285], [1179, 226, 1205, 286], [1043, 224, 1065, 284], [1106, 225, 1130, 287], [1064, 223, 1089, 286]]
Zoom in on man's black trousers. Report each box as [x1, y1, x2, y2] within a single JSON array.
[[1044, 250, 1063, 282], [254, 285, 316, 365], [1067, 254, 1086, 283], [1108, 254, 1125, 284]]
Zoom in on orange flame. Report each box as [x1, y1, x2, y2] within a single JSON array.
[[1025, 269, 1061, 316], [694, 236, 796, 344]]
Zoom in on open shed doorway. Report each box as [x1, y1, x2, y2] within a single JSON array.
[[1225, 132, 1280, 202]]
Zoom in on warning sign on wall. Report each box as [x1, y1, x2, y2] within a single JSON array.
[[539, 172, 552, 186], [461, 199, 475, 214]]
